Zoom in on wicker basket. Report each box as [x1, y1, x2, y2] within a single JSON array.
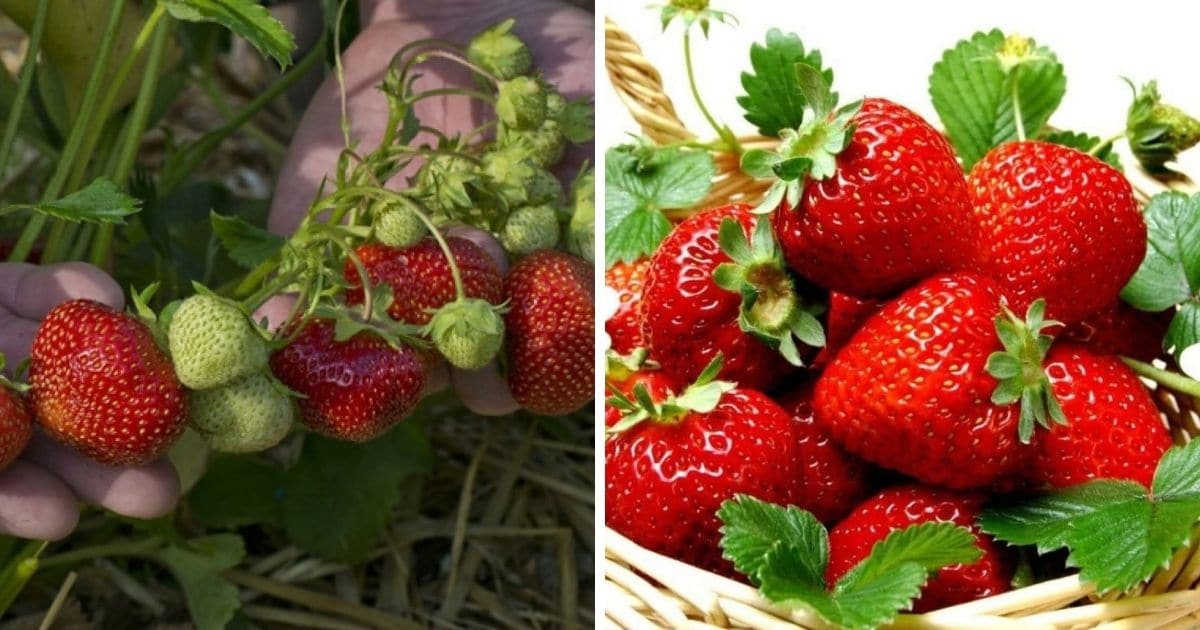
[[603, 17, 1200, 630]]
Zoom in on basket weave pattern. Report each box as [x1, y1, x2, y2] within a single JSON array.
[[603, 17, 1200, 630]]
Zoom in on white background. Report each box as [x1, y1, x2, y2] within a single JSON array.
[[600, 0, 1200, 175]]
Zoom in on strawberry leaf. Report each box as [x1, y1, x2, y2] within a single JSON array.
[[152, 535, 246, 630], [1039, 130, 1122, 170], [981, 440, 1200, 593], [929, 30, 1065, 170], [1121, 191, 1200, 359], [162, 0, 296, 68], [211, 211, 285, 270], [604, 143, 714, 268], [11, 177, 141, 224], [718, 496, 979, 630], [737, 29, 835, 137]]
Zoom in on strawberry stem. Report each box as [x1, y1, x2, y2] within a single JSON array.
[[682, 31, 740, 153], [1011, 67, 1027, 142], [1121, 357, 1200, 399]]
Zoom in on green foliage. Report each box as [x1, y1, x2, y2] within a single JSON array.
[[211, 212, 286, 270], [152, 535, 246, 630], [982, 440, 1200, 593], [188, 454, 285, 530], [1120, 192, 1200, 358], [719, 495, 979, 630], [605, 142, 713, 267], [737, 29, 835, 136], [161, 0, 297, 68], [13, 177, 141, 224], [929, 30, 1065, 169], [1039, 130, 1122, 170]]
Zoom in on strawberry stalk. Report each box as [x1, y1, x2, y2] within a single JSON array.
[[0, 0, 47, 182], [1121, 357, 1200, 399]]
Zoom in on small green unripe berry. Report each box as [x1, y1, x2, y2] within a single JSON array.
[[467, 19, 532, 81], [483, 146, 559, 207], [189, 373, 294, 453], [501, 205, 559, 256], [425, 299, 505, 370], [375, 206, 425, 247], [568, 170, 595, 262], [169, 294, 267, 390], [545, 91, 566, 119], [501, 119, 566, 168], [417, 153, 477, 213], [496, 76, 546, 131]]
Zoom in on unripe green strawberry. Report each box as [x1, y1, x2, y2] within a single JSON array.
[[189, 373, 294, 453], [545, 90, 566, 118], [483, 147, 560, 207], [169, 294, 267, 390], [501, 119, 566, 168], [496, 76, 546, 131], [417, 153, 478, 214], [502, 205, 560, 256], [568, 168, 595, 262], [467, 19, 532, 81], [375, 206, 424, 248], [425, 298, 506, 370]]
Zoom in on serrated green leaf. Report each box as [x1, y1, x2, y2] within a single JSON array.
[[29, 177, 141, 224], [718, 495, 827, 581], [1122, 192, 1200, 312], [825, 563, 928, 629], [604, 144, 713, 267], [757, 543, 842, 615], [737, 29, 835, 136], [162, 0, 296, 67], [1039, 130, 1122, 170], [153, 535, 245, 630], [187, 455, 284, 529], [1164, 302, 1200, 359], [981, 481, 1143, 551], [210, 211, 285, 269], [282, 422, 431, 562], [836, 522, 981, 593], [929, 30, 1065, 169], [1154, 439, 1200, 497]]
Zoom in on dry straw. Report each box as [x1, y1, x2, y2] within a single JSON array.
[[603, 16, 1200, 630]]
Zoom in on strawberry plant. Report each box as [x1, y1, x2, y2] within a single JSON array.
[[604, 1, 1200, 627], [0, 0, 594, 626]]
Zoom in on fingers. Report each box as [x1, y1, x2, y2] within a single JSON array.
[[253, 294, 299, 333], [452, 361, 520, 416], [0, 460, 79, 540], [446, 225, 510, 274], [0, 262, 124, 320], [23, 433, 180, 520]]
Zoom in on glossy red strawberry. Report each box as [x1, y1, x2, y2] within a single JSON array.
[[605, 368, 824, 577], [1027, 343, 1173, 489], [344, 237, 503, 326], [505, 250, 594, 415], [827, 484, 1014, 612], [603, 369, 676, 428], [30, 300, 187, 465], [772, 98, 977, 297], [269, 319, 425, 441], [1062, 301, 1171, 363], [642, 204, 801, 391], [776, 385, 874, 523], [814, 274, 1030, 488], [814, 291, 884, 366], [968, 141, 1146, 326], [605, 258, 649, 355], [0, 387, 31, 470]]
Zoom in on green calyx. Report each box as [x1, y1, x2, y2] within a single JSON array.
[[501, 204, 560, 256], [417, 152, 480, 214], [994, 34, 1046, 72], [740, 64, 861, 214], [712, 218, 825, 366], [606, 347, 652, 382], [467, 18, 533, 81], [656, 0, 736, 36], [499, 118, 567, 168], [985, 299, 1067, 443], [424, 298, 506, 370], [483, 146, 561, 208], [1125, 79, 1200, 175], [606, 354, 735, 435], [566, 167, 595, 262], [374, 204, 425, 248], [496, 76, 547, 131]]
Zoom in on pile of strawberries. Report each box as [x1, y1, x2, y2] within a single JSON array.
[[604, 96, 1173, 609]]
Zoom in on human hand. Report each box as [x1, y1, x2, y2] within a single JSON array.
[[0, 263, 179, 540], [266, 0, 594, 415]]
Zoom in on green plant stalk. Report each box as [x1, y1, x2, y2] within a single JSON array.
[[158, 33, 326, 194], [682, 30, 739, 154], [1087, 132, 1124, 157], [1011, 69, 1026, 142], [1122, 357, 1200, 399], [8, 0, 126, 263], [0, 0, 49, 180], [69, 223, 95, 261], [89, 16, 172, 268], [0, 540, 46, 617], [195, 69, 287, 158], [37, 538, 160, 571]]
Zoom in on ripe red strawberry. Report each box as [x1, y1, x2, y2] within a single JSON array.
[[968, 141, 1146, 326], [1062, 301, 1171, 363], [344, 237, 503, 326], [605, 364, 834, 577], [642, 204, 804, 391], [776, 385, 875, 523], [269, 319, 425, 441], [827, 484, 1014, 612], [815, 291, 884, 366], [505, 250, 594, 415], [30, 300, 187, 465], [1027, 343, 1173, 489], [605, 258, 649, 355], [815, 274, 1036, 489], [0, 387, 31, 470], [771, 98, 977, 297], [603, 369, 676, 428]]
